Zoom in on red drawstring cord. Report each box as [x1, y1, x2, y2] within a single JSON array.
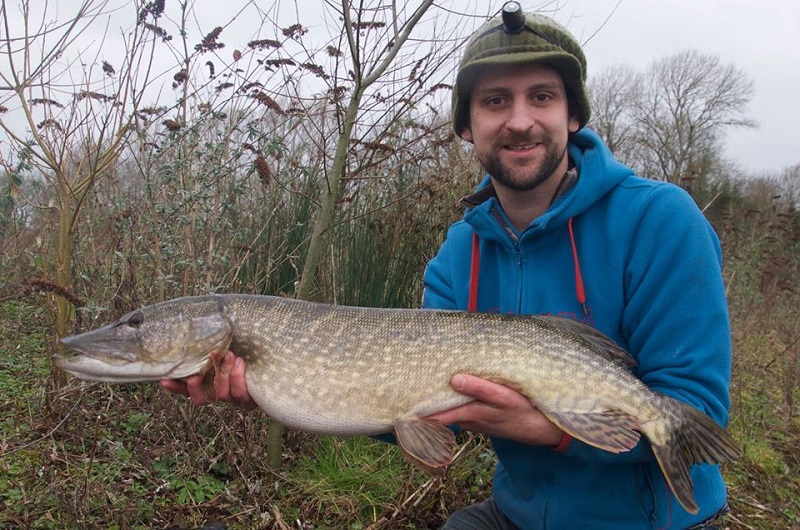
[[568, 218, 587, 316], [468, 232, 480, 313]]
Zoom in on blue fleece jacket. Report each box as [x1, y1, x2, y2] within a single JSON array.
[[422, 128, 732, 529]]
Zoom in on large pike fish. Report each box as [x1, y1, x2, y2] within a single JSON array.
[[54, 294, 739, 514]]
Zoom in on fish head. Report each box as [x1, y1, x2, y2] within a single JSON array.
[[55, 296, 233, 382]]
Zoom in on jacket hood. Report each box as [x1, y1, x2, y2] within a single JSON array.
[[462, 128, 635, 241], [562, 128, 635, 218]]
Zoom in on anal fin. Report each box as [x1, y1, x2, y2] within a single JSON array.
[[545, 408, 641, 453], [394, 417, 456, 475]]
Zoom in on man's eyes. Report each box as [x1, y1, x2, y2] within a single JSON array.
[[481, 93, 554, 106]]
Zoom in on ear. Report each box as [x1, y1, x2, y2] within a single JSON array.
[[459, 126, 474, 144], [568, 114, 580, 134]]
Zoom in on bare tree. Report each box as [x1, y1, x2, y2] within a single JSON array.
[[632, 50, 756, 184], [292, 0, 462, 303], [781, 163, 800, 208], [0, 0, 157, 359], [587, 64, 642, 161], [588, 50, 755, 190]]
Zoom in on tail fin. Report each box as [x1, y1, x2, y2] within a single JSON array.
[[650, 399, 740, 514]]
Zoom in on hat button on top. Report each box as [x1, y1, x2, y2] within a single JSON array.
[[502, 1, 525, 34]]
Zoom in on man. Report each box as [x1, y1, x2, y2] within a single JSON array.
[[163, 3, 733, 528]]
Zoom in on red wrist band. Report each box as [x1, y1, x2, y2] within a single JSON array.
[[552, 432, 572, 452]]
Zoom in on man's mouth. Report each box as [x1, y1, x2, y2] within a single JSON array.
[[506, 143, 538, 151]]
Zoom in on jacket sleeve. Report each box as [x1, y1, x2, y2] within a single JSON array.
[[561, 184, 732, 464], [422, 223, 469, 311]]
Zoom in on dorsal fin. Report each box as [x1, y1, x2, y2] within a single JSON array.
[[533, 315, 637, 369]]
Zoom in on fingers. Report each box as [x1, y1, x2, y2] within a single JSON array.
[[159, 372, 210, 405], [229, 356, 257, 409], [160, 351, 257, 409], [213, 351, 237, 402], [184, 374, 210, 405], [426, 375, 514, 425], [426, 374, 564, 446], [216, 352, 257, 409], [450, 374, 528, 409], [159, 378, 189, 397], [426, 402, 474, 425]]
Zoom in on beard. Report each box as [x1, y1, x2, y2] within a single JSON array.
[[478, 133, 567, 192]]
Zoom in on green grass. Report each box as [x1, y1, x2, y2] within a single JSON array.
[[277, 437, 409, 528], [723, 324, 800, 529], [0, 300, 50, 403]]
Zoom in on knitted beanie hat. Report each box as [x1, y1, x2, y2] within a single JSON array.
[[452, 2, 590, 135]]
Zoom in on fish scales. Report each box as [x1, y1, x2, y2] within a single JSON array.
[[54, 294, 740, 514], [232, 297, 622, 431]]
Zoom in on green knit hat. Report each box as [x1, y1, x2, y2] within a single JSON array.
[[452, 3, 590, 135]]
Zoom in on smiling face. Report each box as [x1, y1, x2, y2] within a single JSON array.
[[461, 62, 580, 193]]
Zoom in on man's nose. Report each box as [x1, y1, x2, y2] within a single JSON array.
[[504, 99, 536, 133]]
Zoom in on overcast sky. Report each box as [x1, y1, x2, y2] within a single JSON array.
[[5, 0, 799, 176], [555, 0, 800, 175]]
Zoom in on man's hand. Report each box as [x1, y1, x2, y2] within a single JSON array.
[[159, 351, 258, 410], [427, 374, 564, 446]]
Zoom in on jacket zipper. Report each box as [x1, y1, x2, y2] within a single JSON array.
[[487, 206, 525, 311], [489, 206, 519, 244]]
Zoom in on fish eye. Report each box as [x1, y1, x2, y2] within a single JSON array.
[[127, 311, 144, 327]]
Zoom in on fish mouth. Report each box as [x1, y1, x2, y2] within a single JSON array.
[[55, 325, 163, 381], [52, 351, 209, 382], [51, 349, 211, 383], [51, 352, 155, 382], [60, 324, 142, 362]]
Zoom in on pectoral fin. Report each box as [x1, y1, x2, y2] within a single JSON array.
[[202, 369, 218, 403], [201, 349, 227, 403], [544, 408, 641, 453], [394, 417, 456, 475]]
